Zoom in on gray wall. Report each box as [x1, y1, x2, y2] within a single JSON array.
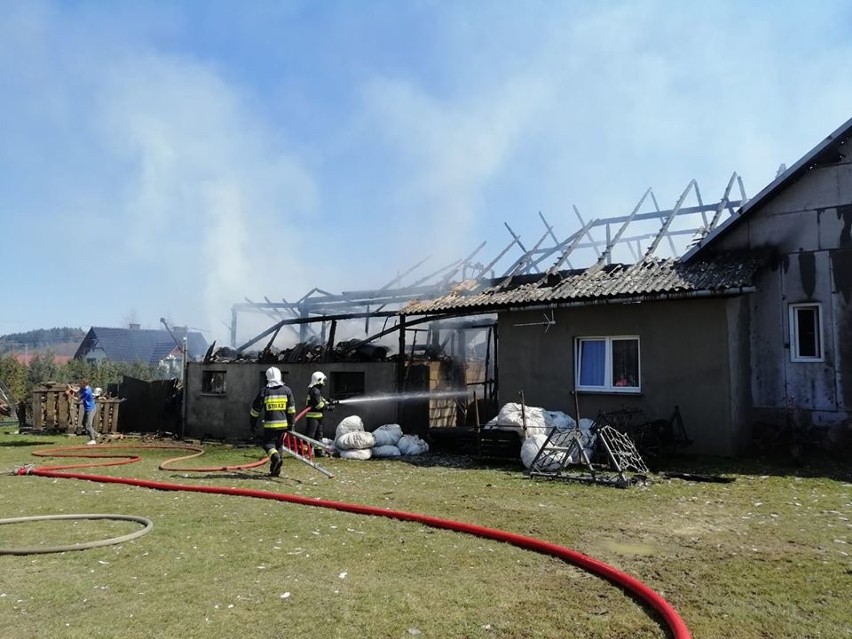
[[712, 157, 852, 426], [185, 362, 399, 440], [497, 297, 748, 456]]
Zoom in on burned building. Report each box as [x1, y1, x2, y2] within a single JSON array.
[[183, 115, 852, 458], [403, 116, 852, 456], [184, 296, 496, 443]]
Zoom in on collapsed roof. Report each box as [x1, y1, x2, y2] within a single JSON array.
[[231, 173, 750, 353]]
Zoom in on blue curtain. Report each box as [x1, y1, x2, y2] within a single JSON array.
[[579, 340, 605, 386]]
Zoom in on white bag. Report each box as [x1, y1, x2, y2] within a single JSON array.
[[372, 423, 404, 447], [336, 430, 376, 451], [521, 433, 569, 470], [488, 403, 548, 438], [397, 434, 429, 456], [487, 403, 577, 439], [339, 448, 372, 460], [371, 445, 401, 458], [545, 410, 576, 432], [335, 415, 365, 438]]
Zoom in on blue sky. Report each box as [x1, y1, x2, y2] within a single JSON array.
[[2, 0, 851, 347]]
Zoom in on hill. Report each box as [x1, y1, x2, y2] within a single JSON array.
[[0, 327, 86, 357]]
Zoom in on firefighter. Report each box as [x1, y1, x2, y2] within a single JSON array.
[[249, 366, 296, 477], [302, 371, 333, 455]]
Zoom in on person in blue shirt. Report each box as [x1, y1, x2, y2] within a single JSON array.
[[76, 378, 98, 445]]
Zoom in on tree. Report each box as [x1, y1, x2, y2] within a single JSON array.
[[27, 353, 60, 392], [3, 356, 166, 409], [0, 356, 27, 403]]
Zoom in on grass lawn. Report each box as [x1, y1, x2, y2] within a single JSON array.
[[1, 431, 850, 639]]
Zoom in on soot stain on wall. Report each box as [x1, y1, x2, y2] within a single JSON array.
[[838, 307, 852, 408], [832, 249, 852, 305], [831, 248, 852, 408], [798, 251, 816, 299], [838, 204, 852, 248]]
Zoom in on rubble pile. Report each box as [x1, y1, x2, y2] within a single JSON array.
[[204, 339, 393, 365]]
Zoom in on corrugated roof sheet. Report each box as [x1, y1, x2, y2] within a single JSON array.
[[401, 252, 766, 315]]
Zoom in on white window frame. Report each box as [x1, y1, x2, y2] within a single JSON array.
[[789, 303, 824, 362], [575, 336, 641, 393]]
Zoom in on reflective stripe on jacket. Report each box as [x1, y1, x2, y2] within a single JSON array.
[[305, 385, 326, 420], [250, 384, 296, 430]]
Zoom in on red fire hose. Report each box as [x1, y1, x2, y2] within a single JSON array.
[[17, 442, 691, 639]]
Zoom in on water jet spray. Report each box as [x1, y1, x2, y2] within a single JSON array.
[[336, 390, 471, 406]]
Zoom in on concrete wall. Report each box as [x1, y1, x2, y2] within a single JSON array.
[[726, 295, 753, 453], [184, 362, 399, 441], [712, 158, 852, 426], [497, 297, 747, 456]]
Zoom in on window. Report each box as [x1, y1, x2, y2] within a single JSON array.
[[202, 371, 226, 394], [331, 371, 365, 400], [576, 337, 640, 392], [789, 304, 823, 362]]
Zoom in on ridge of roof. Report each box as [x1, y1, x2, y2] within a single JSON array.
[[683, 114, 852, 260]]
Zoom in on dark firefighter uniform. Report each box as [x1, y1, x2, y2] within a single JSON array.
[[250, 367, 295, 476], [304, 384, 328, 442], [297, 371, 332, 455]]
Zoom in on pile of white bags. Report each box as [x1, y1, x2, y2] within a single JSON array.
[[481, 402, 597, 469], [371, 424, 404, 458], [332, 418, 429, 460], [334, 415, 374, 460], [483, 402, 576, 438], [520, 415, 597, 469]]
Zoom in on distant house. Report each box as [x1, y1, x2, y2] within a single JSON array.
[[401, 116, 852, 456], [74, 325, 209, 373]]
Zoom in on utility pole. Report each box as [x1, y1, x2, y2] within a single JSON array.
[[160, 318, 189, 437]]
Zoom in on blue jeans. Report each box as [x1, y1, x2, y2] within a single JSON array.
[[83, 409, 97, 441]]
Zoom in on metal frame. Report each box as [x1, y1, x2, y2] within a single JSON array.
[[229, 175, 747, 352], [527, 419, 650, 488]]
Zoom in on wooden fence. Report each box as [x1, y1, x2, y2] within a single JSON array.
[[32, 383, 121, 435]]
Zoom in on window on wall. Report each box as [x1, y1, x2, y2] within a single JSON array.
[[789, 303, 823, 362], [331, 371, 365, 400], [576, 337, 640, 392], [202, 371, 226, 395]]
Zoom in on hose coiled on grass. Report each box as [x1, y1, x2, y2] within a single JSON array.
[[0, 513, 153, 555], [17, 443, 692, 638]]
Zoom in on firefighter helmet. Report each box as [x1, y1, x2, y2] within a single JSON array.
[[266, 366, 283, 386]]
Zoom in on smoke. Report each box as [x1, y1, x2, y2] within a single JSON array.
[[93, 52, 320, 344], [2, 0, 852, 343], [359, 74, 552, 272]]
